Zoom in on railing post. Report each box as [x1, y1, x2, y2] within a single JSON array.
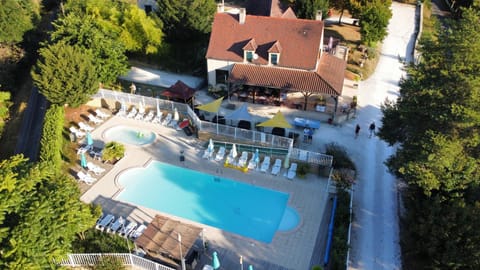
[[68, 254, 75, 266]]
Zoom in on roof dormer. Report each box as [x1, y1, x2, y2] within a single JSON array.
[[268, 41, 282, 65], [243, 38, 258, 63]]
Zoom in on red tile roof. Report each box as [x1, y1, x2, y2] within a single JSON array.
[[206, 13, 323, 70], [229, 63, 343, 96], [317, 53, 347, 95]]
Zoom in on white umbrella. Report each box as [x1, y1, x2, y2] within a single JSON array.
[[156, 99, 161, 116], [174, 107, 179, 121], [208, 138, 214, 152], [138, 101, 144, 113], [231, 143, 237, 158], [121, 99, 127, 112]]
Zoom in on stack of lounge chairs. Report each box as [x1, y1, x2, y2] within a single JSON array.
[[95, 213, 147, 239]]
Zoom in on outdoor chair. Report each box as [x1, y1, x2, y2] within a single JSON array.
[[88, 114, 103, 124], [69, 126, 85, 138], [226, 149, 238, 165], [203, 147, 214, 159], [86, 162, 106, 175], [162, 113, 172, 126], [260, 156, 271, 173], [126, 107, 138, 118], [287, 163, 298, 180], [107, 216, 126, 233], [95, 109, 110, 119], [237, 151, 249, 167], [129, 224, 147, 240], [215, 147, 226, 161], [96, 214, 115, 231], [77, 171, 96, 185], [247, 156, 257, 170], [120, 221, 138, 238], [271, 158, 282, 175], [151, 112, 163, 124], [144, 111, 155, 122], [79, 122, 94, 132]]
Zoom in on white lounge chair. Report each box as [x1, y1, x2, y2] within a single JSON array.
[[151, 112, 163, 124], [126, 107, 138, 119], [203, 148, 214, 159], [260, 156, 271, 173], [287, 163, 298, 180], [116, 108, 127, 117], [96, 214, 115, 231], [107, 216, 126, 233], [77, 171, 96, 185], [88, 114, 103, 124], [247, 157, 257, 170], [134, 107, 145, 120], [86, 162, 106, 175], [120, 221, 138, 238], [215, 146, 226, 161], [271, 158, 282, 175], [237, 151, 249, 167], [79, 122, 94, 132], [130, 224, 147, 240], [70, 126, 85, 138], [144, 111, 155, 122], [95, 109, 110, 119], [162, 113, 172, 126], [226, 149, 238, 165], [77, 145, 92, 155]]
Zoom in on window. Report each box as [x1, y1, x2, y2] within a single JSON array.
[[271, 53, 278, 65], [246, 51, 253, 62]]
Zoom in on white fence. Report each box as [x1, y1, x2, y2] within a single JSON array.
[[56, 253, 175, 270]]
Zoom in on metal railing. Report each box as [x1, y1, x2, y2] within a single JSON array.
[[290, 148, 333, 167], [55, 253, 175, 270]]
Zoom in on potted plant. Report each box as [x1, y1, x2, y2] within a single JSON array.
[[102, 141, 125, 164]]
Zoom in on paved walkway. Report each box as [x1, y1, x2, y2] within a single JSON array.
[[79, 114, 330, 270]]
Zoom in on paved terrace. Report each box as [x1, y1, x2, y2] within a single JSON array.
[[79, 114, 330, 270]]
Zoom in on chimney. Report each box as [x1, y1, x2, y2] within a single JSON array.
[[217, 3, 224, 13], [316, 10, 322, 21], [239, 8, 246, 24]]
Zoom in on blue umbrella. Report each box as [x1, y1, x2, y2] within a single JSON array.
[[254, 149, 260, 164], [86, 132, 93, 147], [212, 251, 220, 269], [248, 266, 253, 270], [80, 152, 87, 168]]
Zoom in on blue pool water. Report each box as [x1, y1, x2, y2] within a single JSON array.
[[117, 161, 299, 243], [104, 126, 155, 145]]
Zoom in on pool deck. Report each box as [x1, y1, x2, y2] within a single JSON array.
[[80, 116, 330, 270]]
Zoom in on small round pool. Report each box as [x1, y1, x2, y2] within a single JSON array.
[[278, 206, 300, 231], [103, 126, 155, 146]]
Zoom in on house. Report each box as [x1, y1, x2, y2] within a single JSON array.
[[205, 5, 347, 114]]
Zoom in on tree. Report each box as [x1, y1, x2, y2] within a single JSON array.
[[0, 0, 39, 44], [32, 42, 99, 107], [0, 91, 11, 136], [0, 155, 99, 268], [359, 0, 392, 46], [295, 0, 330, 20]]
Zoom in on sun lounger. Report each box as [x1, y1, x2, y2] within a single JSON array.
[[134, 108, 145, 120], [126, 107, 138, 119], [107, 216, 126, 233], [247, 157, 257, 170], [226, 149, 238, 165], [203, 148, 214, 159], [79, 122, 94, 132], [116, 109, 127, 117], [120, 221, 138, 238], [77, 171, 96, 185], [271, 158, 282, 175], [144, 111, 155, 122], [86, 162, 106, 175], [237, 151, 249, 167], [95, 214, 115, 231], [95, 109, 110, 119], [130, 224, 147, 240], [77, 144, 92, 155], [162, 113, 172, 126], [88, 114, 103, 124], [215, 146, 226, 161], [70, 126, 85, 138], [260, 156, 271, 173], [151, 112, 163, 124], [287, 163, 298, 180]]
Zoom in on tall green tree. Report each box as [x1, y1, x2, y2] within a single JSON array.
[[0, 0, 39, 44], [0, 155, 99, 268], [32, 42, 99, 107], [295, 0, 330, 20], [359, 0, 392, 45]]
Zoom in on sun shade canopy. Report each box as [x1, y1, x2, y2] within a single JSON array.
[[257, 111, 292, 128], [196, 97, 224, 113]]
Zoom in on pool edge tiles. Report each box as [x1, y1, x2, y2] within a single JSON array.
[[103, 125, 155, 146], [116, 160, 298, 243]]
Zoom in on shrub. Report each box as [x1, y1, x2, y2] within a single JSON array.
[[0, 91, 12, 136], [325, 143, 356, 171], [330, 190, 351, 270], [332, 168, 356, 191], [39, 104, 64, 173], [102, 141, 125, 163], [297, 162, 311, 178], [72, 228, 132, 253], [94, 256, 126, 270]]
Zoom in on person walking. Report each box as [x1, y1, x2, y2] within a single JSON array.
[[369, 122, 376, 138], [355, 124, 361, 138]]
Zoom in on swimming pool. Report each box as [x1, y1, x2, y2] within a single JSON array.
[[117, 161, 299, 243], [103, 126, 155, 146]]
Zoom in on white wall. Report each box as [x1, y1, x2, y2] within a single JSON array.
[[206, 59, 237, 85]]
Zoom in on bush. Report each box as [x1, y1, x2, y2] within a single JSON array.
[[72, 229, 132, 253], [39, 104, 64, 173], [102, 142, 125, 163], [297, 162, 311, 178], [94, 256, 126, 270], [330, 190, 351, 270], [325, 143, 356, 171]]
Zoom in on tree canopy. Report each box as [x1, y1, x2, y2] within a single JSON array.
[[378, 4, 480, 268], [294, 0, 330, 20], [32, 42, 99, 107], [359, 0, 392, 46], [0, 0, 39, 44]]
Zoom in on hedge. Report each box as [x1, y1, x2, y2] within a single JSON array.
[[39, 104, 64, 173]]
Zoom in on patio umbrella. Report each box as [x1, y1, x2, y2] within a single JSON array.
[[212, 251, 221, 269], [284, 153, 290, 169], [196, 97, 224, 134], [208, 138, 214, 152], [174, 107, 180, 121], [86, 132, 93, 148], [156, 99, 161, 117], [139, 101, 144, 113], [248, 266, 253, 270], [254, 149, 260, 164], [231, 144, 237, 158], [256, 111, 292, 129], [80, 152, 87, 168]]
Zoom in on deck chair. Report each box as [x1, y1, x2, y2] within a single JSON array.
[[237, 151, 249, 167], [70, 126, 85, 138], [135, 107, 145, 120], [107, 216, 126, 233], [77, 171, 96, 185], [88, 114, 103, 124], [151, 112, 163, 124], [95, 109, 110, 119], [126, 107, 138, 118], [96, 214, 115, 231], [130, 224, 147, 240], [120, 221, 138, 238], [162, 113, 172, 126], [287, 163, 298, 180], [215, 146, 226, 161], [226, 149, 238, 165], [79, 122, 94, 132], [144, 111, 155, 122], [247, 156, 257, 170], [203, 147, 214, 159], [271, 158, 282, 175], [87, 162, 106, 175], [260, 156, 271, 173]]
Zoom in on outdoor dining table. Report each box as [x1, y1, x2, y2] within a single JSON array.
[[293, 117, 321, 129]]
